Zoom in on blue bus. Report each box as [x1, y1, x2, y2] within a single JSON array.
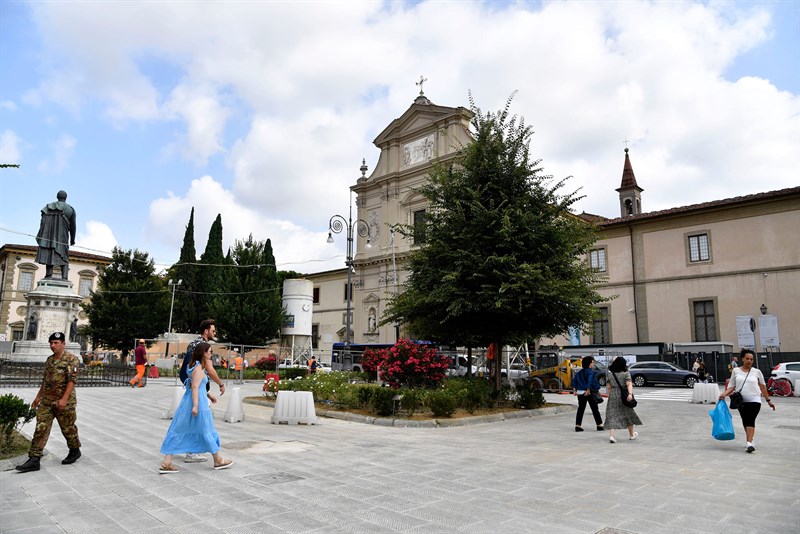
[[331, 341, 437, 372]]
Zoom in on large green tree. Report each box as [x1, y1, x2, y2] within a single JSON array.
[[167, 207, 199, 333], [82, 247, 169, 361], [196, 214, 225, 321], [383, 94, 608, 389], [210, 235, 284, 347]]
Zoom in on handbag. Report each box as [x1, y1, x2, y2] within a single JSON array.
[[709, 400, 735, 440], [591, 390, 604, 404], [729, 369, 750, 410], [612, 371, 637, 408]]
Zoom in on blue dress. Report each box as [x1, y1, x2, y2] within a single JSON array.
[[160, 364, 220, 455]]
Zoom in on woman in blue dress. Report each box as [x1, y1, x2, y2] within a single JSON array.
[[159, 342, 233, 473]]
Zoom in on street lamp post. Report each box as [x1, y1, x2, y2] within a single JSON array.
[[165, 279, 182, 376], [327, 200, 371, 355]]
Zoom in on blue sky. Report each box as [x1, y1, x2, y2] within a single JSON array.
[[1, 0, 798, 273]]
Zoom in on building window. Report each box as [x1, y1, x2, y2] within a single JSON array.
[[313, 287, 320, 304], [688, 233, 710, 262], [693, 300, 717, 342], [12, 328, 23, 341], [413, 209, 427, 245], [343, 283, 351, 302], [589, 249, 606, 272], [18, 271, 34, 291], [311, 324, 319, 350], [79, 277, 93, 297], [592, 308, 610, 344], [341, 311, 352, 325]]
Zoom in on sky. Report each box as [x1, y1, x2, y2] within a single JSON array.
[[1, 0, 798, 274]]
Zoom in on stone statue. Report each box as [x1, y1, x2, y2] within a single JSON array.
[[26, 313, 38, 341], [36, 190, 77, 279], [70, 317, 78, 342]]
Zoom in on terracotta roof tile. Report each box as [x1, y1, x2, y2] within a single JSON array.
[[599, 186, 800, 227]]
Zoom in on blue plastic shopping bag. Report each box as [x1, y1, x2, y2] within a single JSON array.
[[709, 400, 735, 440]]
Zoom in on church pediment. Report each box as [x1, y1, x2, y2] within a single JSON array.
[[363, 292, 380, 304], [374, 103, 471, 146]]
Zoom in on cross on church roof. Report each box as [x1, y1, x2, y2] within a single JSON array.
[[416, 75, 428, 95], [623, 137, 630, 149]]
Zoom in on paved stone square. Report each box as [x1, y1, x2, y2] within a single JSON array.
[[1, 380, 798, 533]]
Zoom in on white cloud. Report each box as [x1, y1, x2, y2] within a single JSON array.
[[146, 175, 345, 273], [1, 101, 17, 111], [16, 0, 800, 260], [37, 134, 77, 174], [0, 130, 21, 164], [75, 221, 117, 257], [163, 83, 230, 165]]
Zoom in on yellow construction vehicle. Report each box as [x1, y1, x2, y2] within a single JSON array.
[[526, 355, 581, 391]]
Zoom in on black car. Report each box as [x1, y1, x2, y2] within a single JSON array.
[[628, 362, 698, 388]]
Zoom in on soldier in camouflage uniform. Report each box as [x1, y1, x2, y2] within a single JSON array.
[[16, 332, 82, 473]]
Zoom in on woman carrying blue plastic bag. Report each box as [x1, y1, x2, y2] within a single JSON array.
[[709, 400, 735, 440]]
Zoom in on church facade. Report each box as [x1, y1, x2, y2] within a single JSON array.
[[306, 93, 800, 360]]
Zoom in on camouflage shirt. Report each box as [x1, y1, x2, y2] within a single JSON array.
[[41, 351, 80, 401]]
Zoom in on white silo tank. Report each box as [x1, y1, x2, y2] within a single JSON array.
[[281, 279, 313, 364]]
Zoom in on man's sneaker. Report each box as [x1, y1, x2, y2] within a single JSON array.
[[159, 463, 180, 474], [62, 448, 81, 465], [184, 454, 207, 463], [746, 445, 755, 453], [15, 457, 40, 473]]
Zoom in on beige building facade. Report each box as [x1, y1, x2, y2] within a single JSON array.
[[307, 94, 800, 356], [0, 244, 111, 347]]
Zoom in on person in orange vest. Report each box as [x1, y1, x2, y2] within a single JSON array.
[[234, 354, 244, 384], [130, 339, 147, 388]]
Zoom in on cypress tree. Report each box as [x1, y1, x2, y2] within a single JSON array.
[[169, 208, 198, 333], [197, 214, 225, 323]]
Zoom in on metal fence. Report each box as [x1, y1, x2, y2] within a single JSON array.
[[0, 359, 134, 388]]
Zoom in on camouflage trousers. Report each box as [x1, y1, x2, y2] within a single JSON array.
[[29, 398, 81, 458]]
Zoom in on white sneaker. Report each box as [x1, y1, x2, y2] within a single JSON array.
[[184, 454, 208, 463], [629, 431, 639, 440]]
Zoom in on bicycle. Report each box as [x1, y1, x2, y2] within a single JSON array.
[[767, 377, 793, 397]]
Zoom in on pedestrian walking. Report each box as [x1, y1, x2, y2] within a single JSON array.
[[719, 349, 775, 453], [573, 356, 604, 432], [307, 355, 318, 375], [234, 354, 244, 384], [159, 342, 233, 474], [130, 339, 148, 387], [16, 332, 82, 473], [179, 319, 225, 463], [604, 356, 642, 443], [728, 356, 739, 376]]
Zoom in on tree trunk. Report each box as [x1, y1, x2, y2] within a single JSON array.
[[493, 340, 502, 391]]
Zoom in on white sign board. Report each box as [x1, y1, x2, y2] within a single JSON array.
[[758, 315, 780, 347], [736, 315, 756, 349]]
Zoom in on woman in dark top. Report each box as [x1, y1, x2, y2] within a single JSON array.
[[573, 356, 604, 432]]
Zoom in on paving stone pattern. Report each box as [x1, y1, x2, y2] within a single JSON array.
[[1, 381, 798, 533]]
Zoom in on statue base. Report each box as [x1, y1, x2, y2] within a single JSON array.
[[12, 278, 84, 362]]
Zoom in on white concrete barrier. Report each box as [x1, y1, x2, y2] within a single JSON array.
[[271, 390, 318, 425], [224, 387, 245, 423], [795, 380, 800, 397], [163, 387, 185, 419]]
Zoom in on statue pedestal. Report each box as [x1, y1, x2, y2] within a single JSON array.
[[13, 278, 83, 362]]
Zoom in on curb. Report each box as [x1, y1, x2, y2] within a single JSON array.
[[243, 397, 576, 428]]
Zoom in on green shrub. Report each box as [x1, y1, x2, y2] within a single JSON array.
[[399, 388, 424, 416], [516, 384, 545, 409], [332, 387, 361, 410], [354, 385, 374, 407], [370, 387, 397, 417], [427, 389, 457, 418], [0, 394, 35, 453], [281, 368, 307, 380]]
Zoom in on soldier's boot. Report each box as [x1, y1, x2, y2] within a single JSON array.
[[60, 265, 69, 280], [45, 265, 54, 278], [62, 448, 81, 465], [15, 457, 40, 473]]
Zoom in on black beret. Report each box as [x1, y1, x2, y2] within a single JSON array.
[[49, 332, 66, 342]]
